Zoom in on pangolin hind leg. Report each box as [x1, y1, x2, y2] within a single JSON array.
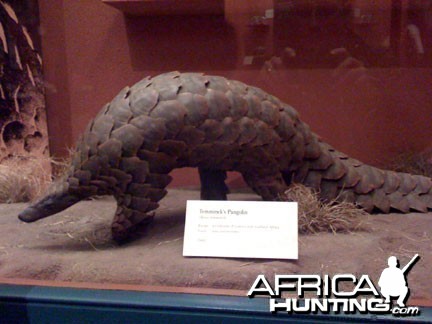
[[198, 168, 229, 200], [235, 146, 289, 200], [241, 170, 288, 201]]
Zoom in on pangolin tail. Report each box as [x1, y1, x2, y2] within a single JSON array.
[[299, 140, 432, 213]]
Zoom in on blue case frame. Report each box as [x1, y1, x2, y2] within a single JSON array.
[[1, 283, 431, 323]]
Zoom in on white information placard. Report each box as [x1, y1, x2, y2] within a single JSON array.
[[183, 200, 298, 260]]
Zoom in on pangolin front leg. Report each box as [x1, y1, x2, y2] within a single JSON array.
[[111, 175, 171, 242], [109, 144, 176, 241], [198, 168, 229, 200]]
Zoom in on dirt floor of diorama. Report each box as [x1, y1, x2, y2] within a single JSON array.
[[0, 189, 430, 300]]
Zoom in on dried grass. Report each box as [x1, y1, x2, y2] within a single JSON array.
[[0, 155, 68, 203], [281, 184, 369, 234], [389, 151, 432, 178]]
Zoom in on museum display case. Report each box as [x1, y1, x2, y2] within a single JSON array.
[[0, 0, 431, 322]]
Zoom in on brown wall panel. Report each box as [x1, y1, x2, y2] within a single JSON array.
[[38, 0, 432, 187]]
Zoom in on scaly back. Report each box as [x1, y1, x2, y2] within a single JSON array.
[[18, 72, 432, 242]]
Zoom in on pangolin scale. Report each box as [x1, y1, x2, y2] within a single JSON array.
[[18, 72, 432, 242]]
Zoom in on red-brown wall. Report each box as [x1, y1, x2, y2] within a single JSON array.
[[39, 0, 432, 187]]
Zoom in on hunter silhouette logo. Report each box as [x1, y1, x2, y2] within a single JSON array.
[[248, 254, 421, 316], [378, 254, 419, 308]]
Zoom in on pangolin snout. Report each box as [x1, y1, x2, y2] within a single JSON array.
[[18, 207, 43, 222]]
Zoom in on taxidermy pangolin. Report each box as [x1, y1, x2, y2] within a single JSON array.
[[18, 72, 432, 242]]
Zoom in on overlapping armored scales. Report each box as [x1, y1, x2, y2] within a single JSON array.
[[301, 142, 432, 213], [18, 71, 432, 242]]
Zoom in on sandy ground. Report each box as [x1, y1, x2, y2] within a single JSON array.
[[0, 189, 430, 300]]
